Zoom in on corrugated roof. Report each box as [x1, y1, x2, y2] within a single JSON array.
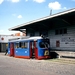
[[9, 8, 75, 31]]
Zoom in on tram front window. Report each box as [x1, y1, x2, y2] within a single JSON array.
[[39, 41, 49, 48]]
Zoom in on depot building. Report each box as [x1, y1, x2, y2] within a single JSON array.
[[0, 35, 23, 52], [9, 8, 75, 57]]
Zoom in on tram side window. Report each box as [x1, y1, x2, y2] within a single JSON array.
[[16, 42, 19, 48], [15, 42, 28, 48], [20, 42, 25, 48], [39, 42, 45, 48], [24, 42, 28, 48], [19, 42, 23, 48]]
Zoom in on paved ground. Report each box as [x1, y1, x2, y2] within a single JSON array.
[[0, 53, 75, 75]]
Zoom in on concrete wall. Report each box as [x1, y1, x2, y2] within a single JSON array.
[[0, 35, 22, 52], [0, 35, 22, 43], [48, 26, 75, 51]]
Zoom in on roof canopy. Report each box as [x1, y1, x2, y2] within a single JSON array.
[[9, 8, 75, 31]]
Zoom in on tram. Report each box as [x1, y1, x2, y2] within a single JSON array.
[[8, 36, 50, 60]]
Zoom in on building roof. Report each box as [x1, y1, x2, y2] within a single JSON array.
[[9, 8, 75, 31]]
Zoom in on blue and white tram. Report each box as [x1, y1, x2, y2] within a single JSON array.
[[8, 36, 50, 60]]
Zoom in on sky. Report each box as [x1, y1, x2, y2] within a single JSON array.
[[0, 0, 75, 35]]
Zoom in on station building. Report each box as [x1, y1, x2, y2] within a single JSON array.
[[9, 8, 75, 57], [0, 32, 26, 52]]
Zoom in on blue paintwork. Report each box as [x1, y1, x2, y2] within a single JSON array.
[[8, 43, 10, 55], [14, 41, 30, 57], [15, 48, 30, 56], [8, 37, 50, 59], [38, 39, 50, 57]]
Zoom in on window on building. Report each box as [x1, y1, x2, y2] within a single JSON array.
[[30, 32, 35, 37], [60, 29, 63, 34], [55, 28, 67, 35], [55, 30, 59, 35], [39, 31, 48, 37], [56, 40, 60, 47], [64, 28, 67, 34]]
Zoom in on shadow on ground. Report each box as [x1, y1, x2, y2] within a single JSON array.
[[50, 52, 59, 59]]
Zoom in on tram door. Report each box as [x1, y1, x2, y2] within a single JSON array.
[[30, 41, 38, 59], [10, 43, 14, 56]]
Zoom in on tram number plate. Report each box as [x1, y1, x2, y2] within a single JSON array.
[[44, 50, 49, 56]]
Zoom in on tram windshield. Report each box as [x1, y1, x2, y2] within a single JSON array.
[[39, 40, 50, 48]]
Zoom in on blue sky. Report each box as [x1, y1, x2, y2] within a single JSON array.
[[0, 0, 75, 35]]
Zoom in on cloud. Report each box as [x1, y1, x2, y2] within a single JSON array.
[[33, 0, 45, 3], [63, 7, 67, 10], [0, 0, 4, 4], [12, 14, 23, 19], [48, 1, 61, 10], [72, 0, 75, 1], [17, 15, 22, 19], [11, 0, 20, 2]]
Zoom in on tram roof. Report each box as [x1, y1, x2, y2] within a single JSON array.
[[8, 36, 43, 42], [9, 8, 75, 31]]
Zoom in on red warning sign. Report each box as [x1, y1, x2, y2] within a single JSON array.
[[1, 37, 4, 40]]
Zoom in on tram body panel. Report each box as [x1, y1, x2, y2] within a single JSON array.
[[10, 43, 14, 56], [8, 36, 50, 60], [30, 41, 38, 59], [37, 39, 50, 59], [8, 42, 14, 56], [8, 43, 10, 56], [15, 48, 30, 58], [14, 41, 30, 58], [34, 41, 38, 59]]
